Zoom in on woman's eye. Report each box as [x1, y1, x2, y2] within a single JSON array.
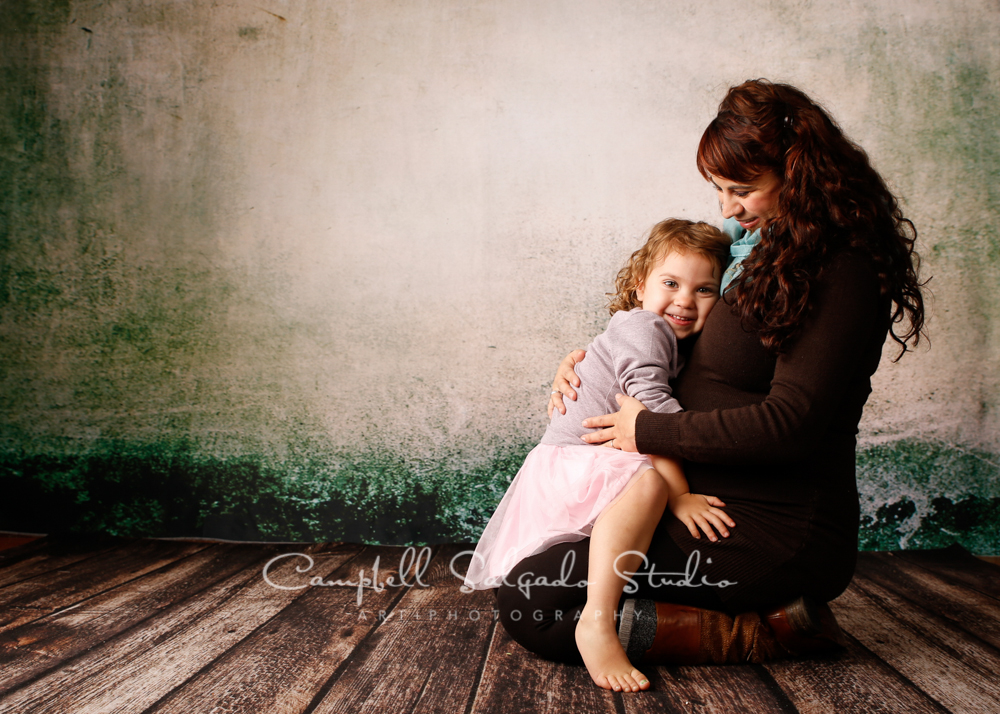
[[734, 191, 749, 198]]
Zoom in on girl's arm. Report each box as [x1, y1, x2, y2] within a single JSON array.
[[550, 309, 682, 418], [650, 456, 735, 541], [606, 309, 682, 413]]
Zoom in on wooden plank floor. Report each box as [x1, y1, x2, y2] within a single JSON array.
[[0, 538, 997, 713]]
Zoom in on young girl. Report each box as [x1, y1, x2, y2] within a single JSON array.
[[464, 219, 737, 692]]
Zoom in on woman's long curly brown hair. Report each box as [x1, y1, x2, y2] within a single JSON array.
[[697, 79, 926, 358]]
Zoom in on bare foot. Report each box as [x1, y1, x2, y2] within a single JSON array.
[[575, 607, 650, 692]]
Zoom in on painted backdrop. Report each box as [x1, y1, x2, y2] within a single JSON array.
[[2, 0, 998, 550]]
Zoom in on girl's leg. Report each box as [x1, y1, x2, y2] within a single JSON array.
[[576, 468, 668, 692], [495, 514, 727, 665]]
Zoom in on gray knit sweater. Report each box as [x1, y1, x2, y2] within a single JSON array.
[[541, 308, 683, 448]]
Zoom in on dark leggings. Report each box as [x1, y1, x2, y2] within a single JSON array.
[[496, 536, 728, 664]]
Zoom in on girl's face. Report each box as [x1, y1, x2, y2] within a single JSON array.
[[709, 172, 782, 232], [636, 250, 721, 339]]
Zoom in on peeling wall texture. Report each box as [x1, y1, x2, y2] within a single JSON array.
[[2, 0, 998, 550]]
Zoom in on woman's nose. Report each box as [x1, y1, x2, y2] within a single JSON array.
[[720, 194, 741, 219]]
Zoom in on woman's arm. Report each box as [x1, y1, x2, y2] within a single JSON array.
[[584, 253, 887, 465]]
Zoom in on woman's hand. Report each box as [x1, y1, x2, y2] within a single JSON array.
[[580, 393, 646, 452], [669, 494, 736, 542], [548, 349, 587, 418]]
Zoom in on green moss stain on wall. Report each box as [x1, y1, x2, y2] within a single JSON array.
[[1, 436, 997, 549], [857, 439, 1000, 552], [913, 56, 1000, 329], [1, 1, 255, 455], [857, 27, 1000, 400], [846, 16, 1000, 528], [0, 436, 535, 544]]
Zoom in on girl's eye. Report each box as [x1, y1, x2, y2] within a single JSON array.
[[663, 281, 677, 288]]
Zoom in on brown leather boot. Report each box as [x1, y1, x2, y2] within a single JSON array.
[[618, 596, 846, 665], [762, 596, 848, 655]]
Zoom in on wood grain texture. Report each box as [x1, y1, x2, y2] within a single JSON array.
[[469, 622, 620, 714], [0, 543, 360, 714], [1, 541, 998, 713], [854, 551, 1000, 650], [622, 664, 795, 714], [839, 576, 1000, 713], [310, 544, 496, 714], [0, 538, 119, 589], [895, 546, 1000, 601], [764, 612, 951, 714], [0, 540, 207, 632], [145, 545, 416, 714], [0, 543, 280, 691]]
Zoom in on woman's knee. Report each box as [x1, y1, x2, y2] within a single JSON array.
[[495, 584, 544, 647], [495, 583, 582, 664]]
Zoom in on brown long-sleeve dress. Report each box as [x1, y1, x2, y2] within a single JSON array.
[[636, 248, 891, 606], [495, 248, 891, 662]]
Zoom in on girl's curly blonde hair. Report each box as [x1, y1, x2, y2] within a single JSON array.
[[608, 219, 731, 315]]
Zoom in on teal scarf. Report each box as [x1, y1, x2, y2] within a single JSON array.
[[720, 217, 761, 293]]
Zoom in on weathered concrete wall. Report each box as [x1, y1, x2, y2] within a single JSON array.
[[2, 0, 998, 549]]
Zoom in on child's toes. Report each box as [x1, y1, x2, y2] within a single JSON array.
[[615, 673, 637, 692], [632, 669, 651, 690]]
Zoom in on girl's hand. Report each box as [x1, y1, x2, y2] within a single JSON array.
[[580, 393, 645, 452], [669, 494, 736, 542], [548, 349, 587, 418]]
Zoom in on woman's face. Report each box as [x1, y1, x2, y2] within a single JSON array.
[[709, 172, 782, 233]]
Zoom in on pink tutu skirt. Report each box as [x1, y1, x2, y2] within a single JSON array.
[[463, 443, 654, 590]]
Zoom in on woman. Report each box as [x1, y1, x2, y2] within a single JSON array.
[[495, 79, 925, 679]]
